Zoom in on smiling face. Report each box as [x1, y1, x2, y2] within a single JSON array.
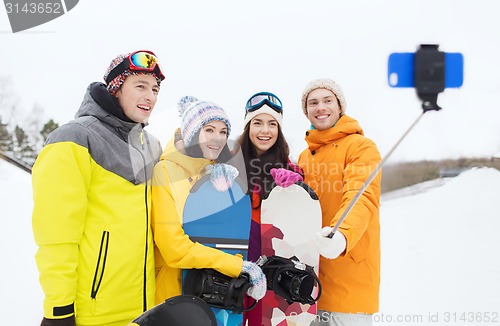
[[249, 113, 279, 157], [306, 88, 341, 131], [115, 74, 159, 123], [197, 120, 228, 160]]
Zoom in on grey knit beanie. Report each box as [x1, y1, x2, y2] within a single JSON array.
[[301, 78, 346, 116]]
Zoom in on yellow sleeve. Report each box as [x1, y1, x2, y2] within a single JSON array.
[[32, 142, 91, 318], [151, 161, 243, 277]]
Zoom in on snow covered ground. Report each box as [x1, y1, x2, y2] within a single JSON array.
[[377, 167, 500, 325], [1, 159, 499, 325], [0, 159, 43, 324]]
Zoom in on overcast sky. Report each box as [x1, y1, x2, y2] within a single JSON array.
[[1, 0, 499, 162]]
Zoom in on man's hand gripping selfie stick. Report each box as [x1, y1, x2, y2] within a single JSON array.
[[328, 44, 459, 238]]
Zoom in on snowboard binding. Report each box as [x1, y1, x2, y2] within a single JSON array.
[[183, 268, 257, 313], [257, 255, 322, 305]]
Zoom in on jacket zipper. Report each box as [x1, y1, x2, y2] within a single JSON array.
[[91, 231, 110, 299], [142, 181, 149, 311], [138, 128, 150, 312]]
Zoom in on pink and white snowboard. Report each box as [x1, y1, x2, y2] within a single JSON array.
[[260, 182, 322, 326]]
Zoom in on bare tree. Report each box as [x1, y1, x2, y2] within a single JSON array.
[[0, 75, 59, 166], [14, 125, 36, 164], [0, 76, 20, 156], [23, 102, 46, 154], [0, 76, 20, 126], [0, 118, 13, 154]]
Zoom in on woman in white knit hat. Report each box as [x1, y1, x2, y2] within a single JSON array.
[[237, 91, 303, 326], [151, 96, 266, 306], [298, 79, 382, 326]]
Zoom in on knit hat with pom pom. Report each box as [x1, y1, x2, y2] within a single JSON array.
[[178, 96, 231, 147]]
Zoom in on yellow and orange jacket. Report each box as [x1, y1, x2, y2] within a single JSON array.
[[151, 130, 243, 305], [32, 84, 162, 325], [298, 115, 381, 314]]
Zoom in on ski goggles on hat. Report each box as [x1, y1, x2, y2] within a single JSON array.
[[245, 92, 283, 113], [105, 50, 165, 84]]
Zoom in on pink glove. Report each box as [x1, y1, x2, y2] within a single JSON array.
[[270, 168, 303, 188]]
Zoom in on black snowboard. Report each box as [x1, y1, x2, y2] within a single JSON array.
[[129, 295, 216, 326]]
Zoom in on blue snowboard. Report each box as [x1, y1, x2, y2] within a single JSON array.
[[182, 175, 251, 326]]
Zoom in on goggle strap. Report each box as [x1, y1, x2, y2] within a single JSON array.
[[246, 99, 282, 113], [105, 60, 129, 84], [248, 94, 280, 107]]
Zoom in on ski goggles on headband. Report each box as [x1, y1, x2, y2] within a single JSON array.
[[105, 50, 165, 84], [245, 92, 283, 113]]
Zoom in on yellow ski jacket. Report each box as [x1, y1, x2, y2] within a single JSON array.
[[32, 84, 162, 325]]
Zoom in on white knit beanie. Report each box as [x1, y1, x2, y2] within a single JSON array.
[[301, 78, 347, 116], [243, 105, 283, 126]]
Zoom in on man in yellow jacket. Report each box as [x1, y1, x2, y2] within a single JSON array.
[[32, 51, 165, 326], [298, 79, 382, 326]]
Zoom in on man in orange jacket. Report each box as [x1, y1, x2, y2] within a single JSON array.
[[298, 79, 382, 326]]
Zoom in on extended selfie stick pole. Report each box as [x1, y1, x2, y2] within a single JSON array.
[[328, 44, 448, 238], [328, 111, 426, 237]]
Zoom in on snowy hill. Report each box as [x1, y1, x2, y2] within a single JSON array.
[[1, 159, 499, 325], [0, 158, 43, 324], [381, 177, 450, 202], [378, 167, 500, 325]]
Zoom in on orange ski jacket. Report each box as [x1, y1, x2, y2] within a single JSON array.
[[298, 115, 381, 314]]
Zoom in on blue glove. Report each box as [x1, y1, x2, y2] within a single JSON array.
[[241, 261, 267, 300]]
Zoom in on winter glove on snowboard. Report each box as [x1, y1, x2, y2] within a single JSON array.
[[270, 168, 303, 188], [40, 315, 76, 326], [210, 163, 239, 192], [314, 226, 347, 259], [241, 261, 267, 300]]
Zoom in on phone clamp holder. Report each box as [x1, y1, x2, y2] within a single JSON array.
[[414, 44, 445, 112]]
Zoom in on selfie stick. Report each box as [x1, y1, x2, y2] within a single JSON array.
[[328, 44, 450, 238], [327, 111, 425, 237]]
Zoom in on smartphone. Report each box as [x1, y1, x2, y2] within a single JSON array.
[[388, 52, 464, 88]]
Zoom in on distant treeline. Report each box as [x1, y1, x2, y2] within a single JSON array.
[[381, 157, 500, 193], [0, 117, 58, 166], [1, 75, 59, 166]]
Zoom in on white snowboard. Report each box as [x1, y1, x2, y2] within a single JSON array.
[[260, 182, 322, 326]]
